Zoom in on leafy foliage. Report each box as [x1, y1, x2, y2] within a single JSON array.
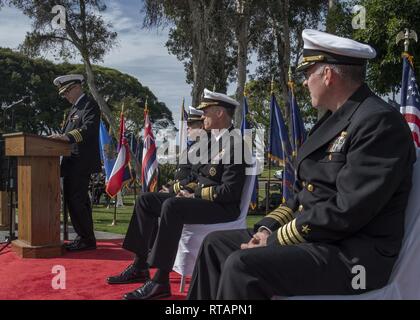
[[0, 48, 173, 135], [9, 0, 117, 62]]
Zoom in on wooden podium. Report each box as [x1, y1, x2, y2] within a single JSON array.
[[0, 192, 10, 230], [4, 133, 71, 258]]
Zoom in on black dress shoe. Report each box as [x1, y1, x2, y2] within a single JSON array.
[[123, 280, 171, 300], [66, 239, 96, 252], [65, 237, 82, 248], [107, 265, 150, 284]]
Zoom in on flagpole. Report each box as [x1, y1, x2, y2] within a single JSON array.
[[396, 28, 418, 55], [111, 103, 125, 226], [111, 199, 117, 226], [179, 97, 185, 154], [142, 98, 149, 192], [266, 77, 274, 214], [288, 66, 296, 159], [397, 29, 418, 69]]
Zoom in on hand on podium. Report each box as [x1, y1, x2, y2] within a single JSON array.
[[48, 134, 70, 142]]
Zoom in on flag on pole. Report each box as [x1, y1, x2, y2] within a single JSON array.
[[106, 110, 131, 197], [134, 133, 143, 183], [241, 95, 258, 210], [99, 120, 117, 182], [268, 93, 295, 202], [400, 53, 420, 148], [179, 98, 188, 154], [141, 102, 159, 192], [289, 83, 306, 157]]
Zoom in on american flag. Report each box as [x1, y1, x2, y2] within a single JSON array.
[[141, 106, 159, 192], [400, 54, 420, 148]]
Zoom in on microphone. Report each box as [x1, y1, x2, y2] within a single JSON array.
[[2, 96, 30, 110]]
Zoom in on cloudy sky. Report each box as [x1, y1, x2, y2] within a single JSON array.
[[0, 0, 228, 128]]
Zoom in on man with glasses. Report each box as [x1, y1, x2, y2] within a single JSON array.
[[187, 29, 416, 300], [51, 74, 101, 251]]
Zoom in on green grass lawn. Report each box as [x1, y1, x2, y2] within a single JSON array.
[[92, 195, 265, 235], [92, 203, 133, 234]]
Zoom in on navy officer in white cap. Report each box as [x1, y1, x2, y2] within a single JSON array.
[[187, 29, 416, 299], [107, 89, 248, 300], [119, 106, 205, 263], [51, 74, 101, 251], [157, 106, 204, 194]]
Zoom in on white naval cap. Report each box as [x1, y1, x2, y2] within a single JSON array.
[[53, 74, 84, 95], [197, 88, 240, 110], [187, 106, 204, 122], [296, 29, 376, 72]]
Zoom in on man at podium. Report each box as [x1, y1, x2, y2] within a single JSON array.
[[50, 74, 101, 251]]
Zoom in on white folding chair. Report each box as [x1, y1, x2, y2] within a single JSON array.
[[273, 149, 420, 300], [173, 165, 257, 293]]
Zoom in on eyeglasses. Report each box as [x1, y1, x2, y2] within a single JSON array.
[[59, 84, 77, 97], [304, 65, 326, 80]]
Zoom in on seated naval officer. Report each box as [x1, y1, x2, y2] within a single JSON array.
[[187, 29, 416, 300], [107, 90, 248, 300], [50, 74, 101, 252], [107, 107, 203, 281], [161, 106, 204, 194]]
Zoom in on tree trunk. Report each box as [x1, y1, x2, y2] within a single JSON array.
[[63, 12, 117, 135], [189, 0, 212, 106], [275, 0, 291, 122], [234, 0, 248, 128], [317, 0, 336, 119], [83, 57, 117, 135]]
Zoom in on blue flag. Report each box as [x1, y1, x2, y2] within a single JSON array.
[[289, 88, 306, 158], [99, 120, 117, 182], [241, 96, 258, 210], [268, 94, 295, 202]]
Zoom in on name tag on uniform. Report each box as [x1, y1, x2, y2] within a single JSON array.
[[328, 131, 347, 153]]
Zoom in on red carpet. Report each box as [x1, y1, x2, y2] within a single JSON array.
[[0, 240, 189, 300]]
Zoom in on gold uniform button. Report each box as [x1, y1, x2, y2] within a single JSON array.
[[307, 184, 314, 192], [298, 205, 304, 212]]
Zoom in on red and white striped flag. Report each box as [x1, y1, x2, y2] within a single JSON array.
[[141, 105, 158, 192], [401, 54, 420, 148], [106, 111, 131, 197]]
